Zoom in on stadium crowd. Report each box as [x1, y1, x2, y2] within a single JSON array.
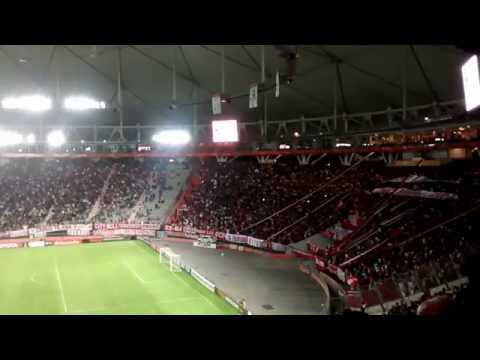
[[173, 156, 479, 309], [0, 158, 171, 231], [0, 154, 478, 314]]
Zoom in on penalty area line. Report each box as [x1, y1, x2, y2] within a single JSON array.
[[54, 256, 68, 313], [172, 271, 218, 311], [123, 261, 146, 284]]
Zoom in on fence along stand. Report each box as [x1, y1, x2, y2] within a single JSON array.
[[381, 152, 398, 166], [339, 153, 354, 166], [296, 154, 311, 166], [311, 153, 327, 166], [216, 156, 230, 163], [257, 155, 281, 164]]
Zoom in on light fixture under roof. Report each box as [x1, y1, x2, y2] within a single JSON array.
[[63, 96, 106, 111], [0, 130, 23, 147], [152, 129, 191, 146], [1, 95, 52, 112], [47, 130, 66, 147], [26, 133, 36, 144]]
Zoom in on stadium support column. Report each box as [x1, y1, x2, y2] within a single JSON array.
[[221, 45, 226, 94], [333, 75, 338, 132], [263, 94, 268, 139], [116, 47, 126, 142], [402, 47, 407, 123], [93, 123, 97, 151], [261, 45, 267, 138], [192, 87, 198, 142]]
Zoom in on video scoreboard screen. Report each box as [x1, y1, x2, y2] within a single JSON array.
[[211, 119, 239, 143], [462, 55, 480, 112]]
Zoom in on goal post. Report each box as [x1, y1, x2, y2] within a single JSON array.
[[159, 247, 182, 272]]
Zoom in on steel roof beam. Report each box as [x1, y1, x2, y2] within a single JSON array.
[[0, 47, 46, 91], [335, 63, 350, 114], [409, 45, 440, 103], [62, 46, 151, 108], [128, 45, 214, 95], [300, 46, 431, 101]]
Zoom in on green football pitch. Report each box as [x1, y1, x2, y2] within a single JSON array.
[[0, 240, 239, 315]]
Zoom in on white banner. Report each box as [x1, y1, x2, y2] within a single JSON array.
[[272, 242, 287, 252], [8, 229, 29, 238], [54, 240, 81, 246], [0, 243, 18, 249], [275, 71, 280, 98], [247, 236, 265, 249], [225, 233, 248, 244], [372, 187, 458, 200], [212, 94, 222, 115], [28, 241, 45, 248], [193, 241, 217, 249], [249, 83, 258, 109]]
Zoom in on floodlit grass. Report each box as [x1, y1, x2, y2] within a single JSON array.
[[0, 241, 239, 315]]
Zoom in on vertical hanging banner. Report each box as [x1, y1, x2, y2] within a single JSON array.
[[212, 94, 222, 115], [249, 83, 258, 109], [275, 71, 280, 98]]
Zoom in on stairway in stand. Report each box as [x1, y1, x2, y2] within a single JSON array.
[[87, 164, 116, 222], [127, 191, 146, 223]]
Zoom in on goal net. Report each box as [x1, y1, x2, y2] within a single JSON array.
[[159, 247, 182, 272]]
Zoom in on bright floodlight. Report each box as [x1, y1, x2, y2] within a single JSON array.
[[47, 130, 66, 147], [63, 96, 106, 111], [26, 133, 36, 144], [212, 119, 239, 143], [335, 143, 352, 148], [152, 129, 191, 145], [1, 95, 52, 112], [0, 130, 23, 147], [462, 55, 480, 112]]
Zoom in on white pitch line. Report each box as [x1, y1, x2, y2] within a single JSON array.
[[172, 271, 218, 310], [67, 307, 107, 315], [54, 257, 68, 313], [124, 261, 146, 284], [157, 296, 203, 305]]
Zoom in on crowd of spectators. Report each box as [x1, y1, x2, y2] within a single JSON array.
[[95, 159, 152, 223], [0, 158, 171, 231], [0, 154, 478, 314], [176, 157, 388, 241], [387, 284, 466, 315], [174, 156, 479, 306]]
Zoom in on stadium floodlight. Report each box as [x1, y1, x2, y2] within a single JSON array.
[[462, 55, 480, 112], [152, 129, 191, 146], [47, 130, 66, 147], [63, 96, 106, 111], [1, 95, 52, 112], [26, 133, 36, 144], [0, 130, 23, 147]]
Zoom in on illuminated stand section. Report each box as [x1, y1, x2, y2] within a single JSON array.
[[159, 247, 182, 272]]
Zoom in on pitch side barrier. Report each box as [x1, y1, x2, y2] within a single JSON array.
[[144, 240, 252, 315], [162, 224, 291, 257]]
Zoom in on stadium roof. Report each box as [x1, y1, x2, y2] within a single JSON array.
[[0, 45, 471, 127]]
